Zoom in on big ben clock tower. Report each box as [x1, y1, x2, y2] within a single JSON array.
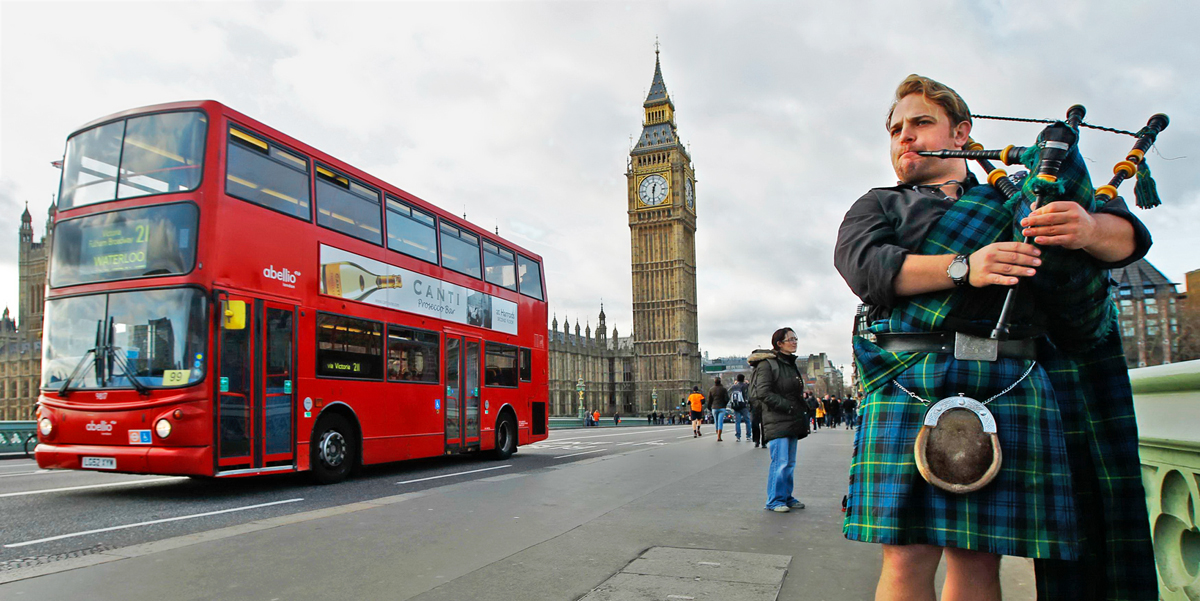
[[627, 49, 700, 412]]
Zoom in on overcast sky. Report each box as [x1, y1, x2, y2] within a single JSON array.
[[1, 0, 1196, 368]]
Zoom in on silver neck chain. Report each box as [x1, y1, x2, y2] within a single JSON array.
[[892, 361, 1037, 407]]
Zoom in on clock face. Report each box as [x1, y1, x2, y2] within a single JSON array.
[[638, 174, 669, 206], [685, 179, 694, 209]]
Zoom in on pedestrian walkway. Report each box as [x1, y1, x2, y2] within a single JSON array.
[[1, 427, 1034, 600]]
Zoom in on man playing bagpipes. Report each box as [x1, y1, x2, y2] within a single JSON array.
[[834, 74, 1159, 600]]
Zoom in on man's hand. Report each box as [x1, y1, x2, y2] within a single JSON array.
[[1020, 201, 1097, 249], [968, 242, 1042, 287]]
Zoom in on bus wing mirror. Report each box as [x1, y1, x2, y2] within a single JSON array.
[[222, 300, 246, 330]]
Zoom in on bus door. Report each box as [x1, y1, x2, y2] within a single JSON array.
[[444, 333, 482, 454], [215, 293, 297, 472]]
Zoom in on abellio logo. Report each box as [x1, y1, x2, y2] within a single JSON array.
[[86, 420, 115, 432], [264, 265, 301, 289]]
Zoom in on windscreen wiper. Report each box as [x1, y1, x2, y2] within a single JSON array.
[[57, 348, 98, 396], [105, 346, 150, 396], [58, 320, 105, 396]]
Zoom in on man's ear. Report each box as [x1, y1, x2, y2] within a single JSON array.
[[954, 121, 972, 148]]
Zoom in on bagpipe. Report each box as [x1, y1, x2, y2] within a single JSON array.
[[917, 106, 1169, 346]]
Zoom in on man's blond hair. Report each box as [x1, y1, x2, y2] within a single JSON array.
[[886, 74, 972, 136]]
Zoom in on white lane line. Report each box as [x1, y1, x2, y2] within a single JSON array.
[[0, 476, 187, 499], [554, 449, 605, 459], [551, 428, 682, 442], [5, 498, 304, 548], [0, 470, 48, 479], [676, 435, 694, 439], [396, 465, 510, 485]]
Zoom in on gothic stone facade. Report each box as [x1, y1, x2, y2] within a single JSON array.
[[1, 204, 52, 420], [547, 308, 637, 417]]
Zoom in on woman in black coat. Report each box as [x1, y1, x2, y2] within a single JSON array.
[[748, 327, 810, 512]]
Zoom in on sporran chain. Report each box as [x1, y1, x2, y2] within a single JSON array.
[[892, 361, 1038, 406]]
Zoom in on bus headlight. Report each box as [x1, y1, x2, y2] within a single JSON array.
[[155, 418, 172, 439], [38, 418, 53, 436]]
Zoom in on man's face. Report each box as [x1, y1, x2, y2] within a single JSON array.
[[888, 93, 970, 185]]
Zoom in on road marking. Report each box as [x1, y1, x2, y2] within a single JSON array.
[[551, 428, 682, 442], [554, 449, 605, 459], [4, 498, 304, 548], [676, 435, 694, 439], [0, 476, 187, 499], [396, 465, 510, 485], [0, 470, 47, 479]]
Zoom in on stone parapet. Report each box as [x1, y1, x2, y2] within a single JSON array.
[[1133, 359, 1200, 600]]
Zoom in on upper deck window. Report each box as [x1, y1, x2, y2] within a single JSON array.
[[483, 241, 517, 291], [385, 197, 438, 264], [440, 222, 482, 279], [226, 127, 311, 221], [316, 165, 382, 245], [50, 202, 199, 288], [59, 111, 207, 210], [517, 254, 544, 300]]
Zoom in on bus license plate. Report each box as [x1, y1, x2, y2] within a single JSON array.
[[81, 456, 117, 470]]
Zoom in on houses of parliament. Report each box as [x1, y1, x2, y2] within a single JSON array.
[[0, 204, 52, 420], [547, 51, 702, 417]]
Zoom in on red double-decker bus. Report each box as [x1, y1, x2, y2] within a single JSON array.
[[35, 101, 549, 483]]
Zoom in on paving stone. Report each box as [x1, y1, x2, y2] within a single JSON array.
[[623, 547, 791, 585], [578, 546, 791, 600]]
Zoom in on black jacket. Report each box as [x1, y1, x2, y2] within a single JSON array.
[[708, 383, 729, 410], [748, 349, 809, 443]]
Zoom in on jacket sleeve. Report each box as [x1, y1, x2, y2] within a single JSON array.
[[1092, 195, 1153, 268], [752, 361, 792, 414], [834, 190, 908, 308]]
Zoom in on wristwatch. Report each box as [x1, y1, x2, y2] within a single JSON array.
[[947, 254, 970, 287]]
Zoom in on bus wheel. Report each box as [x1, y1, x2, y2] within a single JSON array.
[[492, 414, 517, 460], [311, 413, 356, 484]]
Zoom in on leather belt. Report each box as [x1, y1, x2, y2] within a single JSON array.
[[873, 331, 1036, 361]]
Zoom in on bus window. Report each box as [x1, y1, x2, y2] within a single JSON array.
[[483, 241, 517, 291], [385, 197, 438, 264], [440, 222, 482, 279], [117, 112, 207, 200], [316, 165, 383, 245], [387, 325, 440, 383], [316, 313, 383, 380], [226, 127, 311, 221], [519, 348, 532, 382], [484, 343, 518, 388], [59, 111, 206, 210], [517, 254, 544, 300]]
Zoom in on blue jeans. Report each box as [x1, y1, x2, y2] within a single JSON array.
[[766, 436, 799, 509], [712, 408, 730, 431], [734, 408, 751, 438]]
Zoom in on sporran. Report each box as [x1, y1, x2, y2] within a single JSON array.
[[893, 361, 1036, 494]]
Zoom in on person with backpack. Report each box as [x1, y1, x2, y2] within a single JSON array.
[[707, 377, 731, 441], [727, 374, 752, 442], [749, 328, 810, 512]]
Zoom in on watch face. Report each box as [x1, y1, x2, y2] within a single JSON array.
[[948, 258, 969, 279], [685, 179, 694, 208], [638, 174, 669, 206]]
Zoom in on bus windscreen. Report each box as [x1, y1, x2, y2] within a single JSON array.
[[50, 202, 199, 287]]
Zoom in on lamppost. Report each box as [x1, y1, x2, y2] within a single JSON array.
[[652, 388, 658, 413], [576, 376, 586, 419]]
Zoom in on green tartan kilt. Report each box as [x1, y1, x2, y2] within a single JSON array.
[[843, 348, 1082, 559]]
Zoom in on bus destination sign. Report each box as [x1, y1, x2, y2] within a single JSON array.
[[80, 220, 150, 276]]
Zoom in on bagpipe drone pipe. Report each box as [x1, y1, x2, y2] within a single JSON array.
[[918, 107, 1169, 352]]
